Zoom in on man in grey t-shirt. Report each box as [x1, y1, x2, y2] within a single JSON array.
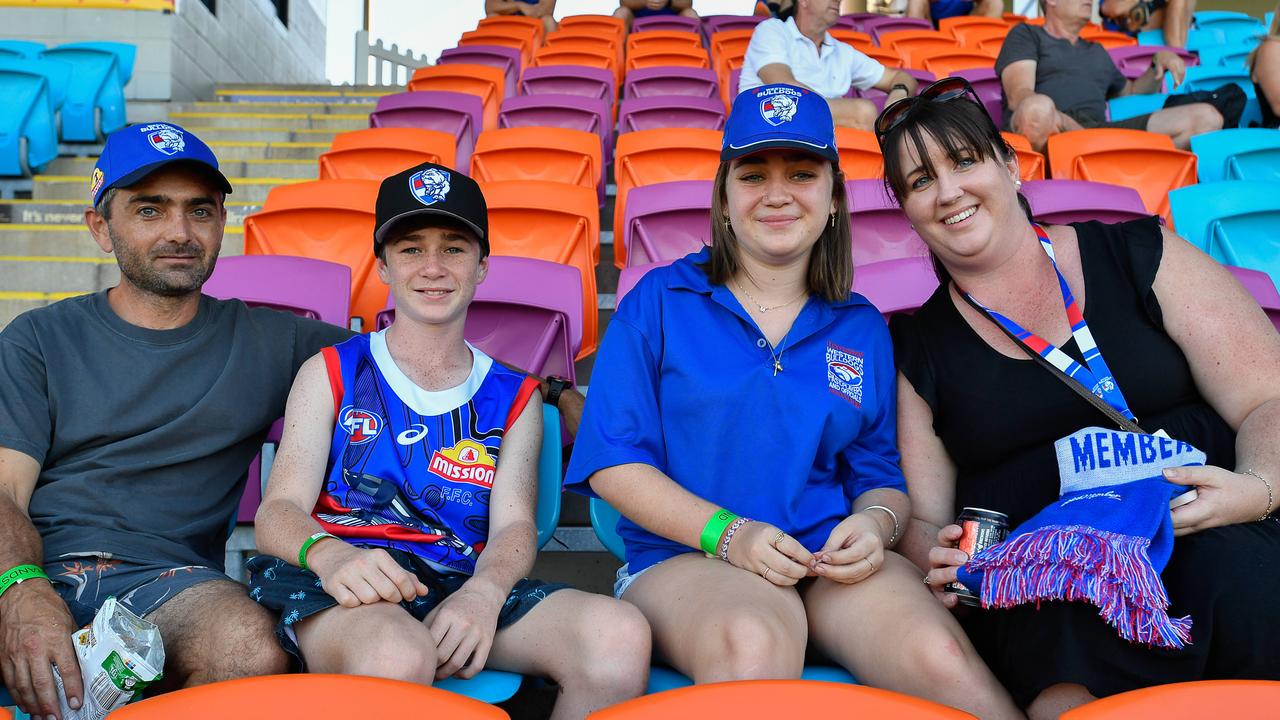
[[0, 124, 350, 719], [996, 0, 1221, 153]]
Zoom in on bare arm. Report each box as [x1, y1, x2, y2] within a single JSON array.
[[1000, 59, 1040, 115], [485, 0, 528, 15], [1254, 39, 1280, 120], [894, 372, 957, 571], [757, 62, 813, 91], [0, 448, 83, 719]]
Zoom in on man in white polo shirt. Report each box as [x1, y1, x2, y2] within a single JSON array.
[[740, 0, 918, 130]]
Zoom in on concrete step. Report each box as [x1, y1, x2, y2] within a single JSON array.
[[167, 112, 369, 131], [0, 225, 244, 258], [208, 141, 331, 161], [176, 127, 343, 144], [175, 101, 377, 115], [46, 156, 319, 180], [214, 85, 402, 104], [0, 199, 262, 226], [0, 257, 119, 294], [0, 292, 83, 330], [33, 175, 307, 203]]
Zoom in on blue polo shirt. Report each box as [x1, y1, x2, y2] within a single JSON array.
[[565, 248, 907, 573]]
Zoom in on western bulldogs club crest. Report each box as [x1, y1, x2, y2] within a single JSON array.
[[140, 123, 185, 156], [409, 167, 451, 206], [339, 406, 384, 445], [826, 342, 865, 407], [759, 90, 800, 126]]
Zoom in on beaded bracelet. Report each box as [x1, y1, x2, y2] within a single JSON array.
[[1242, 469, 1274, 522], [718, 517, 751, 562]]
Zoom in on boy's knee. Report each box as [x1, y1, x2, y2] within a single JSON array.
[[346, 631, 438, 685], [572, 599, 651, 688]]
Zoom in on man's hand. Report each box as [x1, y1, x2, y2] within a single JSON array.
[[0, 580, 83, 719], [1151, 50, 1186, 88], [424, 577, 506, 680], [308, 542, 429, 608]]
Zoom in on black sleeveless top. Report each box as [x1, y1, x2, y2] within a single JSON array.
[[890, 217, 1236, 527]]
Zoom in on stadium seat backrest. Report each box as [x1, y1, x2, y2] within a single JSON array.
[[477, 14, 545, 48], [1176, 65, 1253, 95], [0, 40, 44, 58], [853, 257, 940, 319], [709, 29, 755, 66], [835, 128, 883, 181], [626, 45, 713, 72], [459, 28, 534, 67], [939, 15, 1009, 38], [1001, 131, 1047, 181], [920, 51, 997, 76], [885, 35, 963, 68], [57, 41, 135, 85], [701, 14, 766, 37], [1168, 181, 1280, 270], [613, 128, 723, 268], [531, 43, 621, 85], [632, 14, 702, 33], [1190, 128, 1280, 184], [243, 180, 383, 330], [438, 45, 523, 100], [1196, 44, 1256, 69], [951, 67, 1003, 128], [408, 64, 506, 132], [109, 674, 509, 718], [614, 259, 678, 309], [0, 56, 70, 111], [1058, 681, 1280, 720], [38, 45, 125, 141], [1078, 27, 1138, 48], [471, 126, 602, 204], [544, 31, 622, 63], [1224, 265, 1280, 333], [862, 46, 903, 67], [626, 30, 704, 56], [479, 180, 600, 357], [846, 179, 929, 266], [0, 67, 57, 175], [497, 93, 613, 167], [829, 28, 875, 52], [370, 90, 484, 173], [623, 66, 719, 100], [1107, 45, 1198, 79], [1020, 179, 1148, 225], [617, 95, 726, 133], [863, 15, 933, 44], [558, 14, 626, 44], [1107, 93, 1167, 122], [319, 127, 458, 181], [518, 65, 615, 112], [622, 180, 714, 267], [952, 24, 1010, 50], [1046, 128, 1194, 222]]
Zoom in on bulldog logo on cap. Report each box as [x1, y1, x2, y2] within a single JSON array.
[[759, 92, 799, 127], [409, 167, 451, 206], [140, 123, 186, 156]]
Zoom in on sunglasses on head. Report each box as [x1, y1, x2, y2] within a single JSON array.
[[873, 77, 986, 142]]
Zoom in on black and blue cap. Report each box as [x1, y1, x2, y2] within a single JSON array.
[[374, 161, 490, 257], [90, 122, 232, 206], [721, 83, 839, 165]]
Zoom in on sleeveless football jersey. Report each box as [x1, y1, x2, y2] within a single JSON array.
[[316, 331, 539, 575]]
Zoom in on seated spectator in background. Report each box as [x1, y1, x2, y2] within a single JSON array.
[[905, 0, 1002, 24], [1099, 0, 1194, 49], [1250, 4, 1280, 128], [248, 162, 650, 717], [485, 0, 558, 35], [0, 123, 352, 720], [613, 0, 698, 31], [996, 0, 1221, 153], [740, 0, 919, 129]]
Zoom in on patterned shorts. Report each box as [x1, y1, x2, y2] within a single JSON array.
[[45, 552, 229, 627], [246, 547, 569, 665]]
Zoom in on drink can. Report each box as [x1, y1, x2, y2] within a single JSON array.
[[945, 507, 1009, 607]]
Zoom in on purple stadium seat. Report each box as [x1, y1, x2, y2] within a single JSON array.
[[518, 65, 616, 109], [498, 93, 614, 166], [845, 179, 929, 265], [852, 69, 936, 112], [841, 12, 881, 31], [951, 67, 1003, 128], [1226, 265, 1280, 333], [702, 14, 766, 38], [617, 95, 727, 133], [729, 67, 742, 99], [202, 255, 352, 521], [622, 180, 714, 267], [369, 90, 483, 173], [438, 45, 522, 100], [863, 16, 933, 45], [853, 257, 940, 319], [833, 15, 859, 30], [1108, 45, 1197, 83], [376, 256, 583, 384], [616, 259, 678, 309], [633, 14, 702, 33], [1020, 179, 1149, 225], [623, 66, 719, 100]]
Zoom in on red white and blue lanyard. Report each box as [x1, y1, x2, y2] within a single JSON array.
[[963, 223, 1137, 423]]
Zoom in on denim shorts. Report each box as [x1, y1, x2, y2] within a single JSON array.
[[246, 548, 569, 666], [612, 560, 665, 599], [44, 552, 229, 627]]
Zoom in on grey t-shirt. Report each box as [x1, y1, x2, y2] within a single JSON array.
[[995, 23, 1128, 127], [0, 291, 353, 569]]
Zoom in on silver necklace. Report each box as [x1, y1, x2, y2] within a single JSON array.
[[732, 278, 808, 314], [731, 278, 803, 376]]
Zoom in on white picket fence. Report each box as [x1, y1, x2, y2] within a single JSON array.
[[354, 29, 431, 86]]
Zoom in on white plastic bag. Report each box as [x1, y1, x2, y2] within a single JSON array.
[[53, 597, 165, 720]]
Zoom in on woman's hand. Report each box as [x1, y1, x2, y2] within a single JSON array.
[[725, 521, 814, 587], [1165, 465, 1275, 536], [922, 524, 967, 609], [812, 512, 885, 584]]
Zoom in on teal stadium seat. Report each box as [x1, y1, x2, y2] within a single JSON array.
[[1172, 66, 1263, 127], [0, 63, 58, 175], [58, 42, 136, 87], [588, 498, 858, 692], [1107, 93, 1166, 121], [39, 44, 127, 141], [1169, 181, 1280, 287], [1191, 128, 1280, 183], [1137, 27, 1226, 51], [1196, 42, 1258, 69], [0, 40, 44, 59]]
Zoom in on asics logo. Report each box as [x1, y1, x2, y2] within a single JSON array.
[[397, 424, 429, 445]]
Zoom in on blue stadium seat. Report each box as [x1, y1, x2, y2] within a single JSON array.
[[588, 498, 858, 693], [1191, 128, 1280, 183], [1173, 66, 1263, 127], [1169, 181, 1280, 287], [1196, 42, 1258, 68], [58, 41, 136, 86], [0, 64, 58, 175], [1, 684, 30, 719], [0, 40, 44, 59], [1107, 93, 1166, 121], [1192, 12, 1267, 43], [1137, 27, 1226, 50], [0, 56, 71, 112], [39, 44, 126, 141]]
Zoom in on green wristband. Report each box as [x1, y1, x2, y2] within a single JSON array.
[[0, 564, 49, 600], [699, 509, 739, 556], [298, 532, 339, 571]]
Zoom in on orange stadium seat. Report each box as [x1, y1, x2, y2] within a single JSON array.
[[545, 31, 622, 64], [627, 30, 704, 55], [244, 180, 384, 331], [471, 126, 602, 207], [318, 127, 457, 181], [612, 128, 723, 268], [532, 42, 622, 87], [626, 43, 712, 72], [939, 15, 1011, 38], [710, 29, 755, 68], [477, 14, 545, 48], [1079, 26, 1139, 48], [1002, 131, 1047, 181], [1059, 681, 1280, 720], [558, 14, 626, 48], [920, 50, 998, 76], [109, 674, 508, 719], [886, 36, 964, 68], [408, 64, 506, 132], [835, 128, 883, 181], [951, 24, 1010, 49], [830, 28, 876, 52], [1046, 128, 1195, 223], [481, 180, 600, 358], [977, 35, 1011, 56], [587, 680, 976, 719], [863, 46, 903, 67], [459, 28, 535, 67]]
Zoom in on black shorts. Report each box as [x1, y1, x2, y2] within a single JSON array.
[[246, 548, 569, 666]]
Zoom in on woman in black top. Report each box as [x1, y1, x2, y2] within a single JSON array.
[[876, 80, 1280, 718]]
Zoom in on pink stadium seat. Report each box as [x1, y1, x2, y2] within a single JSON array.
[[950, 67, 1004, 129], [1020, 179, 1149, 225], [1108, 45, 1197, 83], [621, 180, 713, 267], [1225, 265, 1280, 333], [616, 259, 677, 309], [845, 178, 929, 265], [438, 45, 522, 100], [617, 96, 727, 133], [519, 65, 616, 109], [498, 94, 614, 167], [853, 256, 941, 319], [701, 14, 766, 37], [863, 16, 933, 44], [633, 14, 702, 33], [852, 68, 935, 112], [623, 67, 719, 100], [369, 91, 483, 173]]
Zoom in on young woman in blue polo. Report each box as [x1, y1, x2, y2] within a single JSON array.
[[565, 84, 1020, 717]]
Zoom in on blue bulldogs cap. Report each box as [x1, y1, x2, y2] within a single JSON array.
[[90, 122, 232, 206], [721, 83, 839, 165]]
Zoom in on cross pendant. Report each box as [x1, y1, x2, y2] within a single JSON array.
[[772, 358, 783, 376]]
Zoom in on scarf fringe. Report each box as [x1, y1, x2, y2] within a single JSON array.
[[968, 524, 1192, 649]]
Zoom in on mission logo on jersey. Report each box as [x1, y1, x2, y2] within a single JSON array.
[[429, 439, 497, 488]]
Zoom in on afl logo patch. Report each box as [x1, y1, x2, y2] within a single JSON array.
[[409, 167, 451, 206], [339, 406, 383, 445], [826, 342, 865, 407]]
